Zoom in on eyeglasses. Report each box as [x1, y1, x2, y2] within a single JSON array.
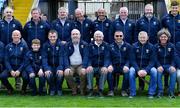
[[115, 35, 123, 37]]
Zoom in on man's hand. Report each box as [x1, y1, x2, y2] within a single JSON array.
[[10, 70, 16, 77], [64, 68, 71, 76], [29, 73, 35, 78], [86, 66, 93, 73], [61, 41, 67, 45], [101, 67, 108, 74], [123, 66, 129, 73], [157, 66, 164, 73], [38, 69, 44, 77], [45, 70, 51, 77], [81, 68, 86, 75], [57, 70, 64, 76], [169, 66, 176, 73], [15, 70, 20, 77], [108, 65, 113, 73], [138, 70, 147, 77]]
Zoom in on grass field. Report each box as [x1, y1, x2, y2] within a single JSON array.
[[0, 77, 180, 107]]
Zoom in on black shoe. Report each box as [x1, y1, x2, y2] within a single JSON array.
[[87, 91, 93, 97], [157, 93, 163, 98], [98, 91, 104, 97], [21, 90, 26, 95], [50, 91, 55, 96], [148, 94, 154, 99], [7, 89, 13, 95], [39, 91, 46, 96], [57, 90, 62, 96], [169, 92, 175, 99], [129, 95, 134, 99], [107, 91, 114, 97]]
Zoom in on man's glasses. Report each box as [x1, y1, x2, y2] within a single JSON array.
[[115, 35, 123, 37]]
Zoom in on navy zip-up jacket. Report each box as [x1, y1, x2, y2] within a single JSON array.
[[0, 18, 23, 45], [23, 18, 50, 46], [0, 41, 5, 71], [136, 15, 161, 44], [42, 40, 64, 71], [161, 12, 180, 44], [74, 18, 94, 43], [51, 18, 74, 42], [175, 42, 180, 68], [64, 40, 89, 69], [110, 17, 135, 44], [94, 17, 112, 43], [25, 50, 43, 74], [88, 41, 110, 67], [109, 42, 131, 67], [131, 42, 155, 72], [5, 41, 29, 72], [155, 42, 176, 67]]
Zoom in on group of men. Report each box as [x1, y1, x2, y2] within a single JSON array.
[[0, 0, 179, 99]]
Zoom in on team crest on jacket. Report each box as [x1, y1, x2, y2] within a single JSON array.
[[92, 46, 95, 49], [85, 23, 88, 27], [153, 21, 157, 25], [39, 56, 42, 59], [56, 46, 59, 50], [136, 49, 139, 53], [106, 23, 109, 27], [69, 46, 71, 50], [123, 47, 126, 51], [13, 24, 16, 28], [9, 47, 12, 51], [178, 20, 180, 23], [1, 24, 4, 27], [48, 48, 50, 51], [66, 23, 70, 26], [101, 46, 104, 50], [81, 45, 84, 48], [28, 25, 32, 28], [168, 48, 171, 52], [158, 48, 161, 52], [116, 23, 120, 26], [146, 49, 149, 53], [40, 25, 44, 29], [128, 23, 131, 27], [95, 24, 98, 27], [20, 47, 23, 51]]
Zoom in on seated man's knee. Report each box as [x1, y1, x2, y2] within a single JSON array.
[[129, 67, 135, 77]]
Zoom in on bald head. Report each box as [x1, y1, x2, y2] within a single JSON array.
[[97, 8, 106, 20], [75, 8, 84, 21], [4, 7, 13, 19], [12, 30, 21, 44]]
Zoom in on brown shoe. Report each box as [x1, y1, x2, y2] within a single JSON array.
[[21, 90, 26, 95], [7, 89, 13, 95], [72, 90, 77, 96], [178, 92, 180, 96]]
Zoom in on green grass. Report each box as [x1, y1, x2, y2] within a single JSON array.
[[0, 77, 180, 107]]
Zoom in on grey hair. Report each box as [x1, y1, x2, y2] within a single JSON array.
[[157, 28, 171, 39], [94, 30, 104, 38]]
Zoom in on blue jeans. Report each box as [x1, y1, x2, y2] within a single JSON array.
[[87, 67, 107, 91], [129, 67, 157, 96], [157, 65, 176, 94]]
